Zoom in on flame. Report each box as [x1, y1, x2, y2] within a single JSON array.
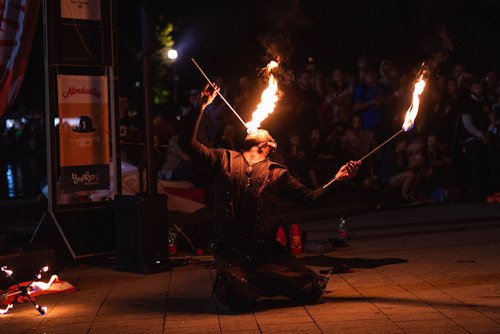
[[29, 274, 58, 294], [402, 73, 426, 131], [0, 304, 13, 315], [245, 60, 280, 133], [1, 266, 13, 277], [36, 305, 48, 315]]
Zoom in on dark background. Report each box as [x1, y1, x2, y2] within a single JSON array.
[[14, 0, 500, 113]]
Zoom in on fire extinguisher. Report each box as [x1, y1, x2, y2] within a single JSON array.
[[289, 224, 302, 254]]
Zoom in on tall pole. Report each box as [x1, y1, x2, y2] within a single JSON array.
[[140, 5, 156, 195]]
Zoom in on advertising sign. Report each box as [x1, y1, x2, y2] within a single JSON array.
[[60, 0, 101, 21], [57, 75, 109, 192]]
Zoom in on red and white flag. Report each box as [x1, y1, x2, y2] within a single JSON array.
[[0, 0, 41, 118]]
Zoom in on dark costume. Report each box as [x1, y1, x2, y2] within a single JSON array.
[[179, 107, 330, 312]]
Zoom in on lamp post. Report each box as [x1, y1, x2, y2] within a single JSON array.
[[167, 49, 178, 104]]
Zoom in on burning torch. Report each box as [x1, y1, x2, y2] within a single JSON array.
[[191, 58, 247, 128], [323, 71, 427, 188], [191, 58, 281, 134], [1, 265, 57, 315]]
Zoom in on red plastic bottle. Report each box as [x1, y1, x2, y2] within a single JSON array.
[[289, 224, 302, 254], [276, 226, 286, 247]]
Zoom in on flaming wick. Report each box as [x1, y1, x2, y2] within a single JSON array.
[[191, 58, 247, 128]]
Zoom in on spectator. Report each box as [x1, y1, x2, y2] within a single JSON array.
[[201, 76, 231, 145], [292, 71, 322, 137], [353, 68, 389, 140], [355, 56, 371, 86], [320, 69, 354, 131], [214, 122, 238, 150], [378, 59, 399, 94], [422, 133, 458, 203], [343, 113, 377, 184], [450, 63, 472, 97], [460, 80, 493, 201], [282, 133, 319, 188], [485, 70, 500, 103], [313, 72, 327, 102], [306, 128, 337, 184], [160, 133, 193, 182], [378, 136, 421, 206]]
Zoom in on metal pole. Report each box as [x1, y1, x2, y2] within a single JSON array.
[[42, 0, 56, 212], [140, 5, 156, 195]]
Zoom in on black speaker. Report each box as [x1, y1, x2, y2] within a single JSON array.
[[114, 194, 171, 273]]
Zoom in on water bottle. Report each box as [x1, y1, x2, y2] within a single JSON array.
[[338, 218, 348, 245], [168, 227, 178, 256]]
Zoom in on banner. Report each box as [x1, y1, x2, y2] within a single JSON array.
[[0, 0, 41, 118], [60, 0, 101, 21], [57, 75, 109, 192]]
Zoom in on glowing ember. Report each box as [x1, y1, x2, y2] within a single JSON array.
[[0, 304, 13, 315], [36, 305, 48, 315], [1, 266, 13, 276], [245, 60, 280, 134], [29, 275, 59, 294], [402, 73, 426, 131]]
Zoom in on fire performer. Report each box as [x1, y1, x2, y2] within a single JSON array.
[[179, 84, 360, 312]]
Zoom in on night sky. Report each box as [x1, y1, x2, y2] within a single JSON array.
[[14, 0, 500, 112]]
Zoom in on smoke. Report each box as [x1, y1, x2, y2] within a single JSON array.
[[257, 0, 309, 70], [422, 24, 454, 75]]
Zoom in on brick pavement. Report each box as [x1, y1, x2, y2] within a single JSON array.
[[1, 203, 499, 333]]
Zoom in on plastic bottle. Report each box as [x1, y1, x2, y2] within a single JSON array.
[[338, 218, 348, 245], [289, 224, 303, 254], [276, 226, 287, 247], [168, 227, 178, 256]]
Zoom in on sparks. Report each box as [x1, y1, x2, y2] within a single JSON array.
[[245, 60, 280, 134], [402, 73, 426, 131]]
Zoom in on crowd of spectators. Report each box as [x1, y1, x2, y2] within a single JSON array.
[[118, 57, 500, 206]]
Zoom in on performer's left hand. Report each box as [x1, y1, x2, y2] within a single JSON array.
[[335, 160, 361, 181]]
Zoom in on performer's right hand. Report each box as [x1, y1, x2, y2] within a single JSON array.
[[200, 84, 219, 111], [335, 160, 361, 181]]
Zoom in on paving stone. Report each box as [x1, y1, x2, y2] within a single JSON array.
[[164, 316, 220, 328], [163, 324, 221, 333], [394, 318, 463, 330], [320, 325, 404, 334], [219, 314, 260, 331], [384, 311, 448, 322], [402, 326, 469, 334], [462, 323, 500, 333], [259, 321, 321, 333]]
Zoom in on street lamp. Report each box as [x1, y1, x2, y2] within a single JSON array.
[[167, 49, 178, 103], [167, 49, 178, 60]]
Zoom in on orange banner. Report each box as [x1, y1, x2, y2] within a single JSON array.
[[57, 75, 109, 192]]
